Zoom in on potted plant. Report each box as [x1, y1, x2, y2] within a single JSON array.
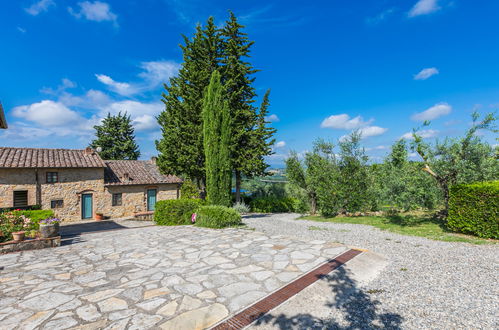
[[39, 218, 61, 238], [94, 212, 104, 221], [26, 230, 39, 239], [12, 231, 26, 242]]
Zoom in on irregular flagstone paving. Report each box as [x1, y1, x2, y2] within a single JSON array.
[[0, 225, 348, 329]]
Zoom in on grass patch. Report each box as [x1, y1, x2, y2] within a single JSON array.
[[300, 213, 497, 245], [308, 226, 328, 231]]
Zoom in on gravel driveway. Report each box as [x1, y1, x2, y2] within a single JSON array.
[[243, 213, 498, 329]]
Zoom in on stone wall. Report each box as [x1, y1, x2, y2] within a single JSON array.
[[39, 168, 106, 221], [103, 184, 179, 218], [0, 169, 38, 207]]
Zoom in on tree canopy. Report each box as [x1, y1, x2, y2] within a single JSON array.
[[90, 112, 140, 160]]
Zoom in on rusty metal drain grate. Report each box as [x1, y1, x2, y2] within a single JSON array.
[[211, 249, 362, 330]]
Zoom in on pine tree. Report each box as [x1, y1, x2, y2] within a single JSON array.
[[156, 17, 222, 192], [203, 71, 232, 206], [245, 90, 276, 177], [90, 112, 140, 160], [221, 11, 275, 202]]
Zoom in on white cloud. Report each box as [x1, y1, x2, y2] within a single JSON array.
[[266, 114, 280, 122], [414, 67, 439, 80], [12, 100, 82, 127], [133, 115, 158, 131], [366, 8, 395, 25], [138, 61, 180, 87], [25, 0, 55, 16], [408, 0, 440, 17], [359, 126, 388, 138], [96, 74, 137, 96], [17, 27, 27, 33], [41, 78, 77, 95], [96, 60, 180, 96], [1, 123, 53, 141], [401, 129, 439, 140], [69, 1, 118, 25], [274, 141, 286, 148], [340, 126, 388, 141], [100, 100, 163, 118], [366, 145, 388, 151], [411, 102, 452, 121], [321, 114, 373, 130]]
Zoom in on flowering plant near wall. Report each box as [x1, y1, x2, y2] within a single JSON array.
[[39, 218, 61, 225], [0, 212, 35, 242]]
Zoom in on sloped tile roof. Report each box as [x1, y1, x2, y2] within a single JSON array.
[[0, 147, 106, 168], [104, 160, 182, 185]]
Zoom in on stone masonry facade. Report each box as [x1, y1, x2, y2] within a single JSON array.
[[0, 147, 182, 221]]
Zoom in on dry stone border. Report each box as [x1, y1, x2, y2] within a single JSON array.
[[0, 225, 348, 329]]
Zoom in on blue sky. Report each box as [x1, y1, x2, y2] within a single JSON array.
[[1, 0, 498, 166]]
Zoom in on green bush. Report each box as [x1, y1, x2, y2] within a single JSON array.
[[180, 179, 200, 199], [250, 197, 298, 213], [13, 210, 55, 226], [447, 181, 499, 239], [195, 205, 242, 229], [154, 199, 204, 226]]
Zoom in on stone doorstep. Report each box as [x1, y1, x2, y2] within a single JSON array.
[[0, 236, 61, 254]]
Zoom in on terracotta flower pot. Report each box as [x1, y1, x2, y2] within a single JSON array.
[[12, 231, 26, 242], [40, 223, 60, 238], [95, 213, 104, 221]]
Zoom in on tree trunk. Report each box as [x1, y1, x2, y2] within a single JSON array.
[[310, 194, 317, 215], [235, 171, 242, 204], [198, 178, 207, 200]]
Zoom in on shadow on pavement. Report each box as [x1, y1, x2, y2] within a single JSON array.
[[254, 266, 403, 329], [60, 221, 129, 246]]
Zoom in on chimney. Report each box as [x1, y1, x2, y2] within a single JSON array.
[[84, 147, 94, 155], [150, 156, 157, 165]]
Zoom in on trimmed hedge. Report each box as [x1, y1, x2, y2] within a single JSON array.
[[447, 181, 499, 239], [154, 199, 204, 226], [195, 205, 242, 229], [249, 197, 298, 213]]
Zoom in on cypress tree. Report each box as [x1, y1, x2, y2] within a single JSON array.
[[203, 71, 232, 206], [90, 112, 140, 160], [156, 17, 222, 192]]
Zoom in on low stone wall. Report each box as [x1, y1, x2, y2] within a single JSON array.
[[0, 236, 61, 254]]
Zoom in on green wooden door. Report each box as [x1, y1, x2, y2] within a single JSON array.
[[147, 189, 157, 211], [82, 194, 93, 219]]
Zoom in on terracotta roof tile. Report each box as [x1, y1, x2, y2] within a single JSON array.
[[104, 160, 182, 186], [0, 147, 106, 168]]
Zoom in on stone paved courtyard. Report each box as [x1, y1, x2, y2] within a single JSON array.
[[0, 224, 348, 329]]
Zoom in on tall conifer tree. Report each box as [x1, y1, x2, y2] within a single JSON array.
[[156, 17, 222, 191], [203, 71, 232, 206], [221, 11, 274, 202], [90, 112, 140, 160], [156, 13, 276, 200]]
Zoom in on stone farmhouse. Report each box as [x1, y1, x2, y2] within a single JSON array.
[[0, 147, 182, 221]]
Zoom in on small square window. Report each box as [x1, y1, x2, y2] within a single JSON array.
[[112, 193, 122, 206], [51, 200, 63, 208], [46, 172, 59, 183]]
